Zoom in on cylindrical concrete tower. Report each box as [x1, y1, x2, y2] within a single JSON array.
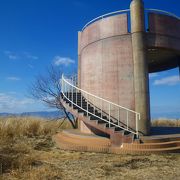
[[130, 0, 150, 135], [77, 0, 180, 136]]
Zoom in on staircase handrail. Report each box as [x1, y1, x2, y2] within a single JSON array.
[[61, 74, 140, 136]]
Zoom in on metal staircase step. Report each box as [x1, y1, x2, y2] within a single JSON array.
[[89, 114, 107, 120], [115, 127, 124, 131], [97, 120, 107, 124], [124, 131, 132, 136], [77, 109, 84, 113]]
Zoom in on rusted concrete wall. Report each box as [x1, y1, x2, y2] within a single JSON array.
[[148, 13, 180, 51], [149, 13, 180, 38], [79, 14, 135, 128], [81, 14, 128, 49], [147, 34, 180, 52]]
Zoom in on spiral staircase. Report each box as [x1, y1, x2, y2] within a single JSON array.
[[53, 75, 180, 154]]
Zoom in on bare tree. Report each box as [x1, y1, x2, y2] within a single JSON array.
[[29, 66, 78, 128]]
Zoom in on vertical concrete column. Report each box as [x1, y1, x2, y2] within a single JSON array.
[[78, 31, 81, 88], [130, 0, 150, 135]]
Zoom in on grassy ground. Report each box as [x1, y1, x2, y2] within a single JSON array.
[[0, 117, 179, 180]]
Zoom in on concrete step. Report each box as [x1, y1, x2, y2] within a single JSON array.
[[54, 130, 111, 147]]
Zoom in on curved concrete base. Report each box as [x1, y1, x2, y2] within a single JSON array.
[[53, 130, 110, 153], [53, 129, 180, 154]]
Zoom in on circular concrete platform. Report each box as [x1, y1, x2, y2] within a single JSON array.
[[53, 129, 180, 154]]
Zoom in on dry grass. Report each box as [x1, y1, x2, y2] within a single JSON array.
[[0, 116, 72, 179], [152, 119, 180, 127], [0, 116, 72, 138], [0, 117, 179, 180]]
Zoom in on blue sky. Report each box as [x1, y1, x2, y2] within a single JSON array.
[[0, 0, 180, 119]]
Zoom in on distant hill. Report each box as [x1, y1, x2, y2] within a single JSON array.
[[0, 111, 64, 119], [152, 112, 180, 120], [1, 110, 179, 120]]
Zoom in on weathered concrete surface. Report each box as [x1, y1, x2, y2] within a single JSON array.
[[147, 13, 180, 72], [79, 13, 135, 116], [80, 14, 128, 50], [79, 14, 136, 128], [130, 0, 150, 135], [149, 13, 180, 38]]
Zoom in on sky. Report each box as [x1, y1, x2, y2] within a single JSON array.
[[0, 0, 180, 119]]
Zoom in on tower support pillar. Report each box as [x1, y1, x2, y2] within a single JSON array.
[[130, 0, 150, 135]]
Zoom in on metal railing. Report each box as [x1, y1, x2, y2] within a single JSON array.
[[146, 9, 180, 20], [61, 74, 140, 137], [82, 9, 130, 31], [81, 8, 180, 32]]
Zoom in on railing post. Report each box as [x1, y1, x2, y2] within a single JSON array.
[[61, 78, 63, 94], [61, 79, 63, 98], [127, 111, 129, 130], [118, 108, 120, 126], [76, 88, 77, 105], [81, 92, 82, 109], [109, 104, 111, 128], [101, 100, 102, 119], [67, 83, 68, 99], [87, 94, 88, 116], [65, 80, 67, 98], [71, 83, 73, 106], [136, 113, 138, 137], [66, 82, 68, 99], [93, 97, 95, 115], [63, 79, 64, 95], [64, 80, 66, 98]]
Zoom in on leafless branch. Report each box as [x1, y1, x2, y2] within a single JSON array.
[[29, 65, 78, 128]]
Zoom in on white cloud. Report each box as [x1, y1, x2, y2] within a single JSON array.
[[28, 64, 34, 69], [6, 76, 21, 81], [23, 52, 38, 60], [54, 56, 75, 66], [4, 51, 38, 60], [149, 73, 158, 78], [154, 75, 180, 86], [4, 51, 18, 60], [0, 93, 38, 113]]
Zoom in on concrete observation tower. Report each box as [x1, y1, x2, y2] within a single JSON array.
[[58, 0, 180, 153], [77, 0, 180, 135]]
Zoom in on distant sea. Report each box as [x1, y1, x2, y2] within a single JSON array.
[[0, 111, 64, 119]]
